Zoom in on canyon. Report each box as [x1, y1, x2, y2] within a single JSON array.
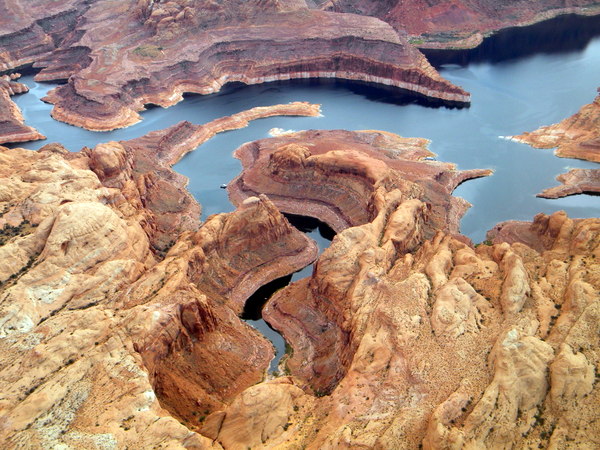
[[0, 0, 599, 449]]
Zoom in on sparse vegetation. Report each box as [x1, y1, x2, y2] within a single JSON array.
[[0, 220, 37, 246], [132, 44, 164, 58]]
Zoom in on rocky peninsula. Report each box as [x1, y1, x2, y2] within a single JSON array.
[[0, 74, 44, 144], [514, 88, 600, 164]]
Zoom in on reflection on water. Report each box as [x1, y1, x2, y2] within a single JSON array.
[[423, 13, 600, 67]]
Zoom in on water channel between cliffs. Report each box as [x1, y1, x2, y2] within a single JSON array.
[[11, 16, 600, 370]]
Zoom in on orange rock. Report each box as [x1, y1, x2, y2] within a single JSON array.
[[229, 129, 491, 236], [537, 168, 600, 199]]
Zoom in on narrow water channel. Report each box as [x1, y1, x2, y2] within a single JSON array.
[[9, 13, 600, 371]]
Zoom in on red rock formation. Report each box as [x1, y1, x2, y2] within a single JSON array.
[[513, 88, 600, 163], [537, 168, 600, 199], [0, 0, 469, 131], [0, 74, 45, 144], [322, 0, 600, 48], [126, 194, 316, 427], [2, 128, 600, 448], [253, 210, 600, 449], [229, 129, 491, 236]]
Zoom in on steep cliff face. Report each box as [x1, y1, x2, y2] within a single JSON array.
[[0, 0, 469, 133], [0, 74, 45, 144], [0, 0, 87, 71], [514, 88, 600, 163], [321, 0, 600, 48], [229, 129, 491, 236]]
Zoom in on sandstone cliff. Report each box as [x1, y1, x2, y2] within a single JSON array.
[[0, 142, 316, 447], [1, 123, 599, 448], [537, 169, 600, 199], [229, 129, 491, 236], [321, 0, 600, 49], [254, 210, 600, 449]]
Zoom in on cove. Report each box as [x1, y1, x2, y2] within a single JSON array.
[[9, 16, 600, 372]]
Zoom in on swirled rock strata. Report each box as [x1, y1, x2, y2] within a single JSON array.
[[0, 141, 316, 447], [253, 210, 600, 449], [229, 129, 491, 236], [0, 0, 469, 132], [1, 121, 600, 448]]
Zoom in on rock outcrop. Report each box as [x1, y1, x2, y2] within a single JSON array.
[[0, 74, 45, 144], [537, 168, 600, 199], [83, 102, 320, 251], [229, 129, 491, 236], [513, 88, 600, 163], [1, 122, 600, 448], [321, 0, 600, 49]]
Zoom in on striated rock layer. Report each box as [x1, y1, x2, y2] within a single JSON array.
[[321, 0, 600, 49], [0, 74, 45, 144], [85, 102, 319, 251], [537, 168, 600, 199], [513, 88, 600, 163], [0, 0, 469, 132], [229, 129, 491, 236]]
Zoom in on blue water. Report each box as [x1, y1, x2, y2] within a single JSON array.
[[9, 28, 600, 371], [12, 37, 599, 240]]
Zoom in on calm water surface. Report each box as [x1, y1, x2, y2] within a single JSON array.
[[11, 19, 600, 369]]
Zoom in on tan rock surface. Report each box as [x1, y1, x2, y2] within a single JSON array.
[[1, 123, 599, 449], [0, 140, 317, 447], [259, 210, 600, 449]]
